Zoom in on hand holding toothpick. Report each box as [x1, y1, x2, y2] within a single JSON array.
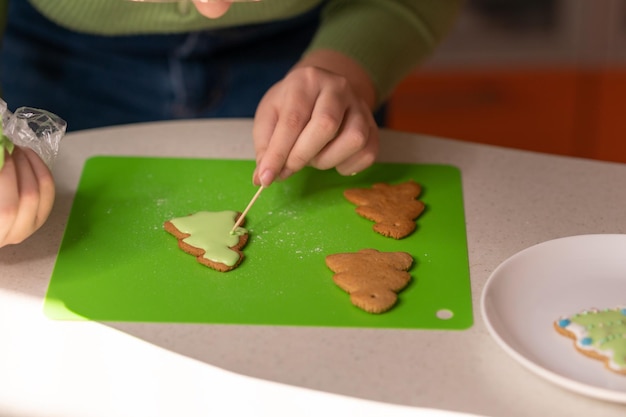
[[231, 185, 265, 233]]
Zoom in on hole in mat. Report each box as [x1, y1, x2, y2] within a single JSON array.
[[436, 309, 454, 320]]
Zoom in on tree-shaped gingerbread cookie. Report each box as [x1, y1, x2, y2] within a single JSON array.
[[343, 180, 424, 239], [164, 210, 248, 272], [325, 249, 413, 313]]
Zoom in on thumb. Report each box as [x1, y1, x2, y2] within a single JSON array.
[[192, 1, 231, 18]]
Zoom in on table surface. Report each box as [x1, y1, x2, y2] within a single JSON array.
[[2, 119, 626, 417]]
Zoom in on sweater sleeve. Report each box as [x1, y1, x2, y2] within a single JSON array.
[[306, 0, 462, 104]]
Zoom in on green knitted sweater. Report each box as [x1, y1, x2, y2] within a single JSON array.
[[1, 0, 460, 101]]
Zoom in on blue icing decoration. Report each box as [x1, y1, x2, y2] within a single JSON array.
[[580, 337, 593, 346], [558, 318, 571, 327]]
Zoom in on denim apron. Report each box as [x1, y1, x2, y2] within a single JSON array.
[[0, 0, 327, 131]]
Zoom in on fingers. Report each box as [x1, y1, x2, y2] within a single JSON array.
[[253, 67, 379, 187], [192, 1, 232, 18], [0, 147, 55, 247], [9, 148, 41, 243], [280, 83, 348, 178], [309, 100, 378, 175], [253, 82, 313, 186], [252, 89, 279, 174], [22, 148, 55, 229], [0, 149, 20, 245], [333, 126, 379, 176]]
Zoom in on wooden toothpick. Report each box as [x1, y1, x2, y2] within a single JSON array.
[[231, 185, 264, 233]]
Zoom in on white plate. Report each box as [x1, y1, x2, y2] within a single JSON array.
[[481, 234, 626, 403]]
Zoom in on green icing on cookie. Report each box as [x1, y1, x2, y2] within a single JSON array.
[[569, 307, 626, 369], [0, 123, 15, 170], [169, 210, 248, 267]]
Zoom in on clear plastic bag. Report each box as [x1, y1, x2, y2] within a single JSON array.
[[0, 98, 67, 168]]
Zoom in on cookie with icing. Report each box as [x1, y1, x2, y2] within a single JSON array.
[[164, 210, 249, 272], [554, 306, 626, 375]]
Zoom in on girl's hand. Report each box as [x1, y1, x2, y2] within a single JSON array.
[[252, 50, 379, 187], [192, 1, 232, 18], [0, 147, 55, 247]]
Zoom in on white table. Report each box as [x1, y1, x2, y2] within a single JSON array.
[[2, 119, 625, 417]]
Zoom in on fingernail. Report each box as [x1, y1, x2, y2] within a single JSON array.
[[260, 169, 275, 187]]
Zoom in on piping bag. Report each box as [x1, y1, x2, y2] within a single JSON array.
[[0, 122, 13, 169], [0, 98, 67, 170]]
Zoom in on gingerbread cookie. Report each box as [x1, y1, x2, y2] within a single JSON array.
[[343, 180, 424, 239], [554, 306, 626, 375], [325, 249, 413, 314], [164, 210, 249, 272]]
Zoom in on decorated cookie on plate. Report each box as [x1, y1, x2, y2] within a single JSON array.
[[554, 306, 626, 375]]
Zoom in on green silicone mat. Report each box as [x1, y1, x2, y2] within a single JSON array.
[[44, 156, 472, 329]]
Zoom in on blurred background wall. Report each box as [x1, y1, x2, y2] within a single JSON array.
[[387, 0, 626, 163]]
